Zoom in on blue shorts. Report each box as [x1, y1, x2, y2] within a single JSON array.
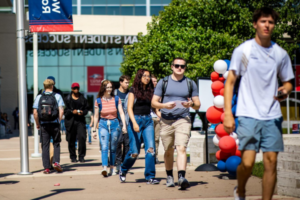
[[237, 116, 284, 152]]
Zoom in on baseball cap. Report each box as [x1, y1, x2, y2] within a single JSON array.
[[71, 82, 80, 89], [47, 76, 55, 82]]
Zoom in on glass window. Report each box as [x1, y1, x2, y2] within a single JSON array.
[[72, 49, 84, 65], [85, 48, 106, 66], [26, 50, 33, 66], [107, 6, 120, 15], [58, 67, 72, 92], [106, 48, 123, 65], [72, 67, 85, 92], [94, 6, 106, 14], [58, 49, 71, 66], [151, 0, 161, 4], [121, 6, 133, 15], [121, 0, 134, 4], [81, 0, 93, 4], [150, 6, 162, 15], [135, 0, 146, 3], [81, 6, 92, 14], [26, 66, 33, 91], [109, 0, 120, 4], [94, 0, 107, 3], [72, 0, 77, 4], [72, 6, 77, 14], [38, 67, 58, 90], [39, 50, 59, 66], [162, 0, 171, 4], [135, 6, 146, 15]]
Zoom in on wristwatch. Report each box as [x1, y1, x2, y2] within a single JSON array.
[[77, 109, 80, 113]]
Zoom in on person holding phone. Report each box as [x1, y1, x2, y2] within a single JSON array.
[[93, 80, 127, 177]]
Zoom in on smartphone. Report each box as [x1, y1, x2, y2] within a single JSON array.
[[276, 91, 286, 99]]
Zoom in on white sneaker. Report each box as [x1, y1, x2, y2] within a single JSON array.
[[234, 186, 245, 200], [109, 168, 118, 176]]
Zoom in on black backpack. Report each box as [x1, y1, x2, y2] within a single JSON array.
[[38, 93, 59, 122], [161, 76, 193, 103]]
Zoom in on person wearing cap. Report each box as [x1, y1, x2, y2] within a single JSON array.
[[64, 83, 89, 163], [38, 76, 63, 96]]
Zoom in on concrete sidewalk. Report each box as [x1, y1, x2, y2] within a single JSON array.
[[0, 130, 298, 200]]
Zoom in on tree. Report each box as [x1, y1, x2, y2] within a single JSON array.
[[121, 0, 300, 81]]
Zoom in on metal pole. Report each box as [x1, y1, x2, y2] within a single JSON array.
[[31, 32, 41, 158], [146, 0, 150, 17], [16, 0, 32, 175], [287, 95, 290, 135]]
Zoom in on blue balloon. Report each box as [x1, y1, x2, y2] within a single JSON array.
[[217, 160, 227, 172], [224, 59, 231, 70], [225, 156, 241, 176], [234, 117, 239, 132], [232, 104, 237, 116]]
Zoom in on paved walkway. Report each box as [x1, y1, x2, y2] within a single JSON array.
[[0, 130, 298, 200]]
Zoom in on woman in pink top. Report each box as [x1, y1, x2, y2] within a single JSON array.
[[93, 80, 126, 177]]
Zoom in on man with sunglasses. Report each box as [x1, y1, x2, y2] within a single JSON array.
[[152, 57, 200, 190], [64, 83, 89, 163]]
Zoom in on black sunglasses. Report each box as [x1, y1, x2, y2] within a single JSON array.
[[173, 64, 186, 69]]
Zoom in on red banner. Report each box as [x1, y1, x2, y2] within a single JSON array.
[[87, 66, 104, 92], [296, 65, 300, 91]]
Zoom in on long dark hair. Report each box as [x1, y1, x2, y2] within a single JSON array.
[[97, 80, 115, 98], [132, 69, 154, 100]]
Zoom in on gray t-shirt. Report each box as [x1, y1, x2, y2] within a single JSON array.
[[154, 76, 198, 120]]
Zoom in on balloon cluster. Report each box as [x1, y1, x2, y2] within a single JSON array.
[[206, 59, 241, 176]]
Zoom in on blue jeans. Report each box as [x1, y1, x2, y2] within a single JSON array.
[[121, 115, 156, 180], [99, 118, 121, 167], [86, 124, 92, 143]]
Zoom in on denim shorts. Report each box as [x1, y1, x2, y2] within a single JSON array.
[[237, 116, 284, 152]]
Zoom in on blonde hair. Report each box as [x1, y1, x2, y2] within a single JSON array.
[[43, 79, 54, 89]]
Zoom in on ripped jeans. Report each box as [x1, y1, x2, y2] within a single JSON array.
[[121, 115, 156, 180], [99, 118, 121, 167]]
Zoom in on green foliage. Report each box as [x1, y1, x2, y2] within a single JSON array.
[[121, 0, 300, 81], [252, 161, 264, 178]]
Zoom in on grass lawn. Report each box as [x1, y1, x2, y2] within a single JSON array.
[[252, 161, 264, 178]]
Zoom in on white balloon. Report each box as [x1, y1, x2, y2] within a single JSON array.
[[213, 135, 220, 146], [223, 71, 229, 79], [214, 60, 228, 74], [213, 95, 224, 108], [235, 139, 240, 146], [230, 132, 238, 140]]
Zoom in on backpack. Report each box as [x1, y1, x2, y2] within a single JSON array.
[[123, 93, 137, 125], [37, 93, 59, 122], [96, 96, 120, 120], [161, 75, 194, 103]]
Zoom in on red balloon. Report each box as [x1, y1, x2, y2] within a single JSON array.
[[215, 124, 229, 138], [220, 113, 225, 122], [211, 81, 224, 93], [212, 91, 220, 96], [220, 88, 224, 96], [219, 136, 236, 153], [216, 150, 232, 161], [211, 72, 219, 82], [232, 146, 241, 157], [219, 77, 225, 82], [206, 106, 223, 124]]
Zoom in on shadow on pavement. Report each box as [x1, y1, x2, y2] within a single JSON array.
[[213, 173, 237, 180], [63, 162, 102, 168], [0, 180, 19, 185], [0, 173, 14, 178], [31, 188, 84, 200]]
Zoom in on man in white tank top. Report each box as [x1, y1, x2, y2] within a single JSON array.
[[224, 7, 294, 200]]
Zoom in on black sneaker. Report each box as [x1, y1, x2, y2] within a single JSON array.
[[79, 158, 85, 163], [178, 177, 190, 190], [71, 158, 77, 163], [155, 158, 160, 164], [119, 171, 126, 183], [147, 178, 160, 185]]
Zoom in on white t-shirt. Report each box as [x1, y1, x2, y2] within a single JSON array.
[[229, 39, 294, 120]]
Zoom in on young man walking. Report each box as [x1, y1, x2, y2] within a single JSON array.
[[115, 75, 130, 172], [33, 79, 64, 174], [151, 74, 161, 164], [152, 57, 200, 190], [64, 83, 89, 163], [223, 7, 294, 200]]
